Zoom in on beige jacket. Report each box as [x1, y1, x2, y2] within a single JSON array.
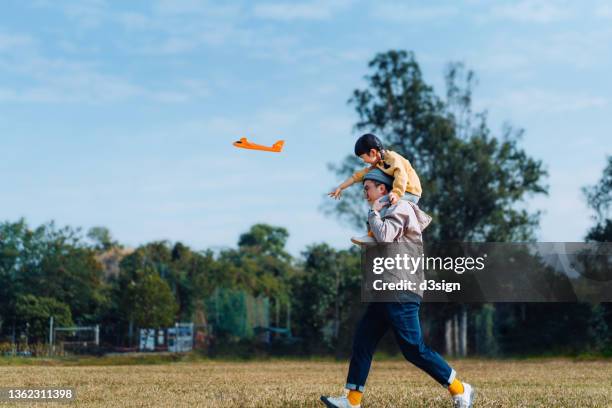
[[368, 200, 432, 244], [352, 150, 423, 198], [367, 200, 431, 301]]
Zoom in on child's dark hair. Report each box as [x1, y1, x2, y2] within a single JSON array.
[[354, 133, 384, 156]]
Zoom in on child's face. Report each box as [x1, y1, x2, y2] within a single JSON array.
[[359, 148, 380, 165]]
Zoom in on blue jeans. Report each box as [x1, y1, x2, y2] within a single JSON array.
[[403, 192, 420, 204], [346, 302, 455, 392], [378, 193, 420, 205]]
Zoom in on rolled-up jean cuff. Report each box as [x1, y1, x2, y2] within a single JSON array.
[[444, 368, 456, 387], [346, 383, 365, 392]]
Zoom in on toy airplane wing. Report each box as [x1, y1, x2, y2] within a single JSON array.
[[233, 138, 284, 153]]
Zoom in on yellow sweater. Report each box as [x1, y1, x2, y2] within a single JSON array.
[[352, 150, 422, 197]]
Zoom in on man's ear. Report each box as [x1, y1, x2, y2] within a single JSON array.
[[369, 148, 378, 158]]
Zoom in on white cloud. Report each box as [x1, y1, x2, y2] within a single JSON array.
[[0, 52, 211, 103], [474, 52, 531, 73], [484, 89, 607, 115], [465, 24, 612, 77], [152, 0, 241, 18], [488, 0, 572, 23], [253, 0, 353, 21], [371, 3, 458, 22], [595, 3, 612, 18], [30, 0, 109, 28], [0, 32, 35, 51]]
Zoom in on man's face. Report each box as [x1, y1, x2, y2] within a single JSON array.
[[363, 180, 386, 203]]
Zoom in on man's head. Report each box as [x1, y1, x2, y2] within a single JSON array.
[[354, 133, 384, 165], [362, 169, 393, 204]]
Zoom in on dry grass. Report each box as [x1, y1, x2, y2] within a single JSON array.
[[0, 358, 611, 407]]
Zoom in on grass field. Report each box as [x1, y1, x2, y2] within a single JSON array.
[[1, 357, 611, 407]]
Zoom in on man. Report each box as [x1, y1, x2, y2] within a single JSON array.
[[320, 169, 475, 408]]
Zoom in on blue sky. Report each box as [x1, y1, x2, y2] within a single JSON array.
[[1, 0, 610, 255]]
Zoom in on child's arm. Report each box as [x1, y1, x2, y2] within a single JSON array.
[[328, 166, 373, 199], [328, 176, 355, 199]]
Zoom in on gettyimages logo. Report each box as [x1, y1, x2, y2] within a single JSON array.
[[372, 253, 487, 275], [361, 242, 612, 303]]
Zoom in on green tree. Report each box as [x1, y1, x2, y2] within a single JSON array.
[[293, 244, 361, 352], [324, 50, 548, 357], [583, 156, 612, 242], [582, 156, 612, 352], [238, 224, 291, 261], [326, 50, 548, 242], [15, 294, 73, 343], [87, 226, 119, 251], [0, 219, 107, 337], [225, 224, 295, 328], [118, 241, 195, 321], [123, 269, 178, 329]]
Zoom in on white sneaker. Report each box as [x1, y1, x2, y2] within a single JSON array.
[[452, 382, 475, 408], [350, 235, 376, 246], [320, 394, 360, 408]]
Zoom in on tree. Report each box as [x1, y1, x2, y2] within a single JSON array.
[[235, 224, 294, 326], [0, 219, 108, 338], [583, 156, 612, 242], [87, 226, 119, 251], [15, 294, 73, 343], [326, 50, 548, 242], [325, 50, 548, 356], [582, 156, 612, 352], [238, 224, 291, 261], [292, 244, 361, 352], [123, 268, 178, 329]]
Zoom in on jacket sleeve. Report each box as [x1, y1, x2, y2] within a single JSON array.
[[383, 153, 408, 197], [368, 207, 406, 242], [352, 166, 371, 183], [391, 167, 409, 198]]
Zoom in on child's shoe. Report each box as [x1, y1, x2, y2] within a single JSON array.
[[320, 395, 360, 408], [350, 234, 376, 246]]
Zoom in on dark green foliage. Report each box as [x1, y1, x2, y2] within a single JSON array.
[[15, 294, 73, 343], [584, 156, 612, 242], [292, 244, 361, 354], [0, 219, 107, 333], [122, 269, 178, 329]]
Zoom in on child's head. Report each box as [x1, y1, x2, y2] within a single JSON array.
[[354, 133, 384, 164]]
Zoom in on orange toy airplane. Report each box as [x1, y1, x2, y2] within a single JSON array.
[[233, 138, 285, 153]]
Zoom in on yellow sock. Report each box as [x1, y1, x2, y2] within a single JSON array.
[[347, 390, 363, 406], [448, 378, 464, 396]]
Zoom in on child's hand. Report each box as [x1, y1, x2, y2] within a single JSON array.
[[388, 192, 399, 205], [328, 187, 343, 199]]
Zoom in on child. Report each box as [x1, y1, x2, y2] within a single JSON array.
[[329, 133, 422, 205]]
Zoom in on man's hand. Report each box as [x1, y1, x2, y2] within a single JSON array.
[[371, 197, 390, 212], [328, 187, 343, 199], [388, 192, 399, 205]]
